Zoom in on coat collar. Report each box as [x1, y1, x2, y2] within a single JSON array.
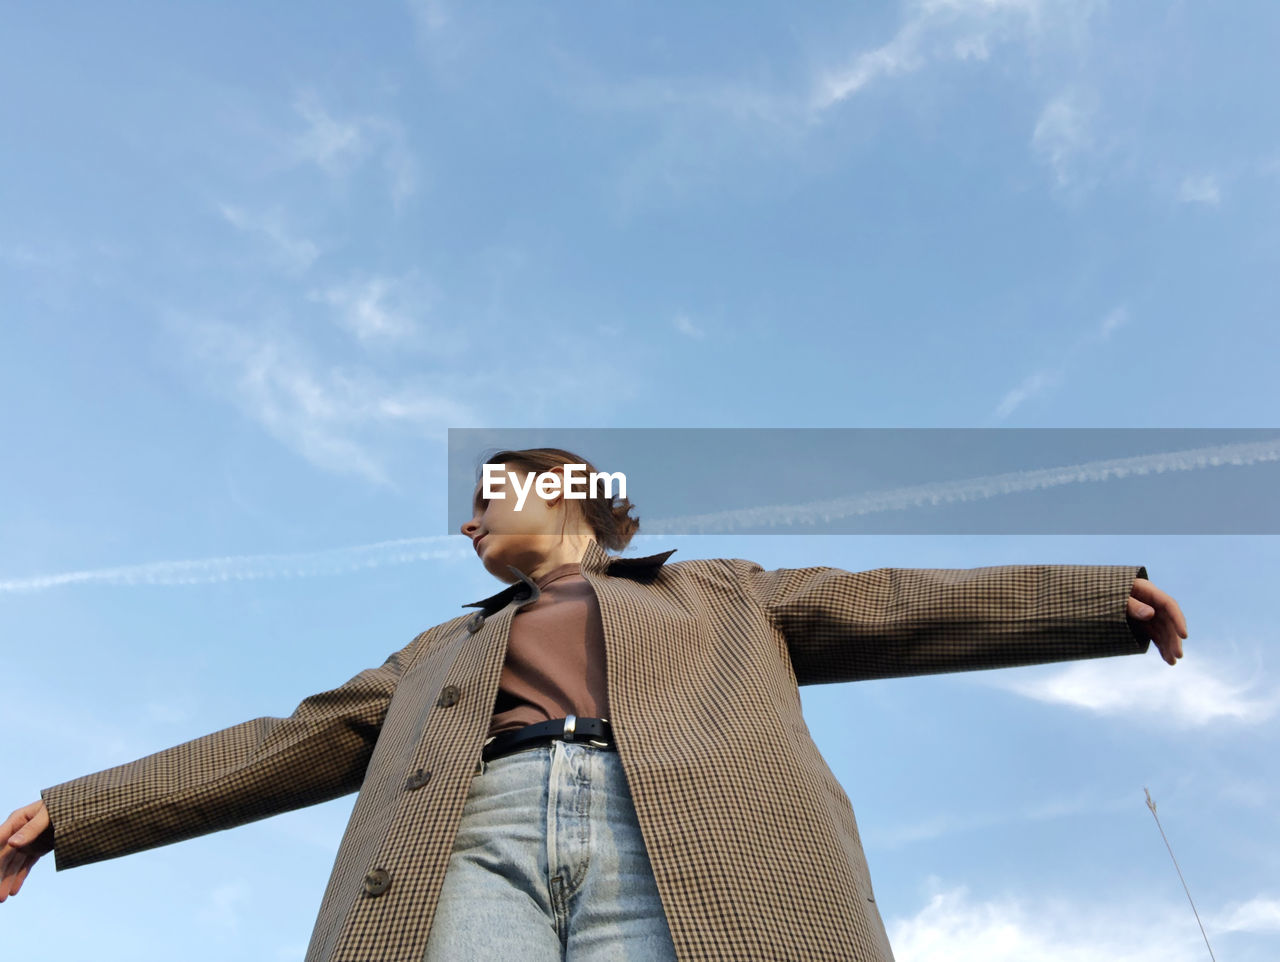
[[461, 538, 677, 615]]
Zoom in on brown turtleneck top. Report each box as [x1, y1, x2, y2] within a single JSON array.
[[487, 562, 610, 738]]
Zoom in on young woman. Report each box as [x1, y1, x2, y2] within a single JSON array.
[[0, 447, 1187, 961]]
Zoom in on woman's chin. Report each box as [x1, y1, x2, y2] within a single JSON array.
[[478, 552, 521, 583]]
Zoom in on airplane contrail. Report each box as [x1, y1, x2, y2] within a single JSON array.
[[641, 437, 1280, 533], [0, 537, 471, 594], [4, 437, 1276, 593]]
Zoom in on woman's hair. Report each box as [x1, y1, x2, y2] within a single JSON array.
[[477, 447, 640, 551]]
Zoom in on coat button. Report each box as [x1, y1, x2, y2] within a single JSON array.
[[405, 768, 432, 790], [437, 685, 461, 707], [363, 867, 391, 897], [466, 612, 485, 633]]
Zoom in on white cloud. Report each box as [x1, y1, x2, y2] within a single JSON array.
[[888, 884, 1225, 962], [218, 204, 320, 273], [287, 92, 421, 207], [986, 653, 1279, 728], [170, 318, 476, 484], [292, 94, 367, 176], [812, 0, 1100, 112], [1031, 91, 1099, 194], [1214, 896, 1280, 934], [992, 305, 1130, 419], [993, 367, 1064, 418], [1098, 306, 1128, 339], [308, 273, 431, 344], [673, 313, 706, 339], [813, 18, 929, 109], [1177, 174, 1222, 207]]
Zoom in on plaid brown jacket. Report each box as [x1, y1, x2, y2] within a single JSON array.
[[42, 540, 1149, 961]]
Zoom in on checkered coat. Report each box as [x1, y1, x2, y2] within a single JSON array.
[[42, 540, 1150, 961]]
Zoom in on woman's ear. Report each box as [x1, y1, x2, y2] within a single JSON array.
[[543, 466, 568, 510]]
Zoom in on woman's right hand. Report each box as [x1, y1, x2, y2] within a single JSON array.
[[0, 800, 55, 902]]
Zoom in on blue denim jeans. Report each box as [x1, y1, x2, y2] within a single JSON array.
[[421, 740, 679, 961]]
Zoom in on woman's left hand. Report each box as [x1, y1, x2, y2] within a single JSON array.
[[1127, 577, 1188, 666]]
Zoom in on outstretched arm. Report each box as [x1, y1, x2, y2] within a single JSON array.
[[11, 627, 439, 880], [730, 560, 1183, 686]]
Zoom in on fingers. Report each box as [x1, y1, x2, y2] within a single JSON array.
[[1131, 578, 1189, 638], [2, 800, 47, 844], [1129, 579, 1189, 665], [10, 855, 33, 897], [0, 813, 20, 847], [1127, 596, 1156, 620], [1153, 615, 1184, 665], [3, 802, 50, 853], [1170, 597, 1189, 639], [0, 800, 52, 902], [0, 850, 32, 902]]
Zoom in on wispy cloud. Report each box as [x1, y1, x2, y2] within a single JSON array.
[[987, 652, 1279, 728], [171, 317, 477, 484], [1177, 174, 1222, 207], [1213, 895, 1280, 934], [993, 368, 1066, 419], [292, 95, 366, 176], [993, 305, 1128, 418], [888, 884, 1272, 962], [673, 313, 706, 339], [812, 0, 1100, 113], [870, 789, 1132, 848], [552, 1, 1111, 211], [308, 272, 435, 344], [1031, 89, 1102, 196], [218, 204, 320, 273], [0, 536, 470, 594], [287, 91, 421, 208], [1097, 306, 1128, 339], [812, 15, 929, 109]]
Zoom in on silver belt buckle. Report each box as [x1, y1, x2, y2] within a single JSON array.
[[562, 714, 577, 742], [588, 716, 611, 749]]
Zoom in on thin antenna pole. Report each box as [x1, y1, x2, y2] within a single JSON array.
[[1144, 787, 1217, 962]]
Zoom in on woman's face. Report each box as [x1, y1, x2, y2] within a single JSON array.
[[460, 463, 587, 583]]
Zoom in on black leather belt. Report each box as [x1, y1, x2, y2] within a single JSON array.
[[482, 715, 615, 762]]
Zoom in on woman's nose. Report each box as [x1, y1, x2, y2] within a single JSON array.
[[461, 518, 479, 536]]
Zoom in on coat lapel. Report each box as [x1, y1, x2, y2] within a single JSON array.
[[460, 539, 677, 615]]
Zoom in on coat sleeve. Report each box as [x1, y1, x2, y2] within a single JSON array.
[[41, 628, 438, 871], [728, 560, 1151, 686]]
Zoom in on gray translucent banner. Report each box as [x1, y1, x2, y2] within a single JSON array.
[[447, 429, 1280, 535]]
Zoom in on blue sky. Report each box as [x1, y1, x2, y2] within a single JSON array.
[[2, 1, 1277, 959]]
